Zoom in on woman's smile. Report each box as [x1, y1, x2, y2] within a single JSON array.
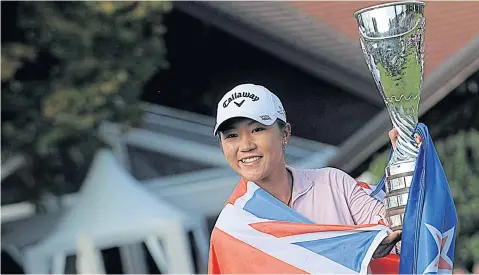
[[239, 156, 263, 165]]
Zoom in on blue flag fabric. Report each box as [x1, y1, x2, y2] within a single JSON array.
[[375, 123, 458, 274], [400, 123, 457, 274]]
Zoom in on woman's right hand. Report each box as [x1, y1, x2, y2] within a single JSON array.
[[388, 128, 422, 149]]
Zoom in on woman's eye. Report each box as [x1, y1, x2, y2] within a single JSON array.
[[225, 133, 237, 139], [253, 127, 265, 133]]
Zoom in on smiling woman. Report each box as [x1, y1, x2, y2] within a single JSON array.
[[210, 84, 403, 269], [214, 84, 292, 203], [218, 117, 291, 200]]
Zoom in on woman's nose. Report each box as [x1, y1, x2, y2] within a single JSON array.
[[239, 136, 256, 152]]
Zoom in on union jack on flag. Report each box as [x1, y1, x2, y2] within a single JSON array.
[[208, 179, 399, 274]]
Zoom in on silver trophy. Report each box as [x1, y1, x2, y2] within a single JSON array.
[[354, 1, 425, 231]]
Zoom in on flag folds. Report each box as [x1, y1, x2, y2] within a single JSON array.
[[208, 179, 394, 274]]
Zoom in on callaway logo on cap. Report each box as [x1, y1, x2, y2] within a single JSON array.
[[213, 84, 287, 135]]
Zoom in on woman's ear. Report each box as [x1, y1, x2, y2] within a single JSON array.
[[283, 123, 292, 144]]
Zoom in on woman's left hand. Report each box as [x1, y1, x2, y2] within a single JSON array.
[[372, 230, 402, 258]]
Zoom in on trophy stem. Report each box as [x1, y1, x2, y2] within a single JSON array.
[[385, 159, 416, 230], [389, 108, 420, 164], [386, 116, 420, 231]]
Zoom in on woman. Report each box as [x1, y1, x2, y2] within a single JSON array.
[[210, 83, 406, 273]]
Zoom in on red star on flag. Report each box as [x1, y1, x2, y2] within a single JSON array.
[[423, 223, 455, 274]]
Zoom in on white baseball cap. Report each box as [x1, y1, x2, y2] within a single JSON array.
[[213, 84, 287, 135]]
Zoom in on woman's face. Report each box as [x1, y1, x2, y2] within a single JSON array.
[[219, 118, 290, 182]]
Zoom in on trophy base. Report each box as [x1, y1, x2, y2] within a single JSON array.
[[385, 160, 416, 231]]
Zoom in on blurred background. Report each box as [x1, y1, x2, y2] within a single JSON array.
[[1, 1, 478, 274]]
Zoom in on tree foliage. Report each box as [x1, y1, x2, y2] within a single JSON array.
[[367, 129, 479, 270], [1, 1, 171, 204]]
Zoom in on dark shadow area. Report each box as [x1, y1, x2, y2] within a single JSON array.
[[142, 8, 381, 146]]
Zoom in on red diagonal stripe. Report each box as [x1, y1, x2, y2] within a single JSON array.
[[250, 221, 378, 238]]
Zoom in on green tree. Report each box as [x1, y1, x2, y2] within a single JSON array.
[[367, 129, 479, 270], [1, 1, 171, 206]]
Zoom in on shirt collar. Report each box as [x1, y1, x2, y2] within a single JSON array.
[[286, 166, 314, 204]]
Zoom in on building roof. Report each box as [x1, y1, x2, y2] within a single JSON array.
[[175, 1, 383, 107], [289, 1, 479, 76], [176, 1, 479, 172]]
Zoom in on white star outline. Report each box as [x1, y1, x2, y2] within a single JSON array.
[[422, 223, 455, 274]]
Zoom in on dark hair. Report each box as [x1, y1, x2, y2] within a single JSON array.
[[276, 119, 287, 132], [216, 117, 246, 135]]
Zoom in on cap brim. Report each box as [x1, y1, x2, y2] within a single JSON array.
[[213, 114, 277, 136]]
